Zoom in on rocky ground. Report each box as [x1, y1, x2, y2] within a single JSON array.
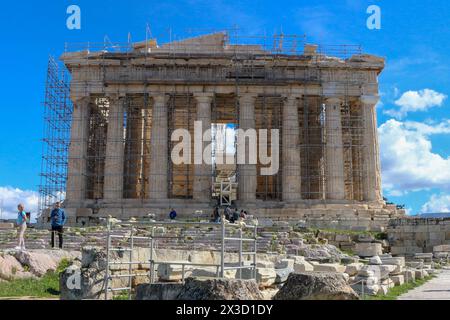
[[1, 220, 449, 300]]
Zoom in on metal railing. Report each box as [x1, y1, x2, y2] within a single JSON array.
[[103, 216, 257, 300]]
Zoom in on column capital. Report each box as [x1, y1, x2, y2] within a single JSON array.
[[107, 94, 126, 104], [284, 94, 302, 104], [152, 94, 169, 105], [194, 92, 214, 104], [324, 97, 343, 105], [239, 93, 258, 104], [72, 95, 91, 106], [360, 95, 380, 105]]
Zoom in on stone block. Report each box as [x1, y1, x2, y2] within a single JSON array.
[[391, 275, 404, 286], [275, 258, 295, 270], [433, 245, 450, 252], [345, 263, 364, 276], [313, 263, 346, 273], [274, 268, 294, 284], [0, 223, 14, 229], [242, 267, 276, 287], [157, 262, 192, 281], [293, 260, 314, 272], [354, 243, 382, 257], [368, 256, 382, 265], [380, 256, 405, 267], [403, 269, 415, 283]]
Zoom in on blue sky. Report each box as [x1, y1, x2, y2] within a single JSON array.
[[0, 0, 449, 218]]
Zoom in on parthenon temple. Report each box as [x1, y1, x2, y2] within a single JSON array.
[[40, 32, 405, 229]]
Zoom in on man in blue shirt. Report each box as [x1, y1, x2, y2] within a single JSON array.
[[50, 202, 66, 249]]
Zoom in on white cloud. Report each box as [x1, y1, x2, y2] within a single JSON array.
[[421, 194, 450, 213], [379, 119, 450, 195], [383, 89, 447, 119], [0, 186, 39, 220]]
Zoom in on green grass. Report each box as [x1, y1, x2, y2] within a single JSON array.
[[0, 260, 72, 298], [0, 272, 60, 298], [364, 275, 435, 300]]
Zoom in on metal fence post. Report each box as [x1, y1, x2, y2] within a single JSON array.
[[128, 224, 134, 300], [221, 217, 225, 278], [238, 228, 243, 279], [104, 217, 111, 300]]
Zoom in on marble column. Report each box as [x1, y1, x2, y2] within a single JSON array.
[[193, 93, 214, 202], [325, 97, 345, 200], [148, 94, 169, 200], [104, 95, 125, 200], [238, 94, 257, 203], [66, 96, 90, 204], [361, 95, 383, 202], [282, 95, 302, 201]]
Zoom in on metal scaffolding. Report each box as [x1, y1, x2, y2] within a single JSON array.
[[39, 29, 373, 223], [38, 56, 72, 220]]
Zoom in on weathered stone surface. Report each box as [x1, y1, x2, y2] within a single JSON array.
[[275, 268, 294, 284], [293, 260, 314, 272], [368, 256, 382, 265], [391, 275, 405, 286], [81, 246, 108, 270], [434, 245, 450, 252], [354, 243, 382, 257], [344, 263, 364, 276], [415, 269, 425, 279], [273, 272, 359, 300], [157, 262, 192, 281], [60, 265, 105, 300], [135, 283, 183, 300], [242, 267, 276, 287], [275, 258, 295, 269], [0, 254, 34, 280], [297, 244, 345, 263], [313, 263, 346, 273], [403, 269, 416, 283], [360, 265, 396, 280], [14, 249, 80, 277], [0, 223, 14, 229], [176, 278, 264, 300], [256, 260, 275, 268]]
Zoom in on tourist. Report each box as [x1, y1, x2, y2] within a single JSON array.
[[16, 204, 28, 251], [50, 202, 66, 249], [240, 210, 247, 220], [214, 207, 221, 223], [232, 208, 240, 223], [169, 208, 177, 220], [224, 206, 232, 221]]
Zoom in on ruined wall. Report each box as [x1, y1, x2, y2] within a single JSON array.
[[387, 218, 450, 255]]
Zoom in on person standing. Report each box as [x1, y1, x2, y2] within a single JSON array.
[[16, 204, 28, 250], [169, 208, 177, 220], [50, 202, 66, 249]]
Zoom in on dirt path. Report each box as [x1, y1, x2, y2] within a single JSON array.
[[398, 268, 450, 300]]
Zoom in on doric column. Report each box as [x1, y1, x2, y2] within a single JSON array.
[[193, 93, 214, 202], [66, 96, 90, 204], [238, 94, 257, 203], [325, 97, 345, 200], [124, 106, 145, 198], [361, 95, 383, 202], [282, 95, 302, 201], [149, 94, 169, 200], [104, 95, 125, 199]]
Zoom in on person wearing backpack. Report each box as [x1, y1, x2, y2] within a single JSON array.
[[16, 204, 28, 251], [50, 202, 66, 249]]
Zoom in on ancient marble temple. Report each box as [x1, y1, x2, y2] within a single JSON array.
[[53, 33, 404, 229]]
